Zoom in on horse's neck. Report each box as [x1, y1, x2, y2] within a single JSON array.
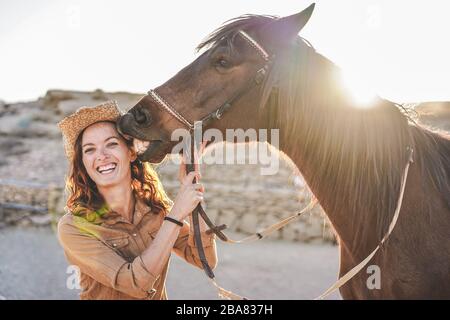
[[285, 147, 367, 253], [275, 66, 385, 255], [268, 47, 412, 256]]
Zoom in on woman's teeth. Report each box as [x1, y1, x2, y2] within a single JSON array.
[[97, 163, 117, 174], [133, 139, 150, 155]]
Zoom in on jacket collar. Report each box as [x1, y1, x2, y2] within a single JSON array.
[[73, 193, 152, 226]]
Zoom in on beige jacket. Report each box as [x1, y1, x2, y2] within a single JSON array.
[[57, 197, 217, 300]]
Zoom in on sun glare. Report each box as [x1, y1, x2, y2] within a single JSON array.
[[341, 70, 377, 108]]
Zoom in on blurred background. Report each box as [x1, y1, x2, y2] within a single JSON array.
[[0, 0, 448, 300]]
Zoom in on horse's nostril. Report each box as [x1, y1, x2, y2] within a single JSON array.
[[133, 105, 152, 126], [135, 109, 146, 124]]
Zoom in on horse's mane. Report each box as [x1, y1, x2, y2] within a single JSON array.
[[197, 14, 277, 52], [199, 15, 450, 253]]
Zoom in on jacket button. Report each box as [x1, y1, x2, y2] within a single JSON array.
[[148, 288, 157, 298], [133, 233, 137, 237], [113, 243, 117, 247]]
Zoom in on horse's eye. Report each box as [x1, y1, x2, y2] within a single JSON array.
[[216, 58, 231, 69]]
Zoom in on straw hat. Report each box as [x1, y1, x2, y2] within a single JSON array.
[[58, 100, 124, 161]]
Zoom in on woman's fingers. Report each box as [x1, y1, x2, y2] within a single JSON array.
[[178, 140, 208, 181], [178, 154, 187, 182], [198, 140, 208, 156], [178, 153, 201, 182], [193, 140, 207, 178], [182, 171, 201, 185], [192, 183, 204, 192], [195, 190, 204, 202], [172, 169, 206, 219], [193, 145, 199, 175], [202, 140, 208, 151]]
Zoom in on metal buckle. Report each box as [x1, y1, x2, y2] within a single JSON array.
[[255, 68, 267, 85]]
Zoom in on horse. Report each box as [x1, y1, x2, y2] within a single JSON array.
[[118, 4, 450, 299]]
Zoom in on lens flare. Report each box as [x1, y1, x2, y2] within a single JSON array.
[[341, 70, 377, 107]]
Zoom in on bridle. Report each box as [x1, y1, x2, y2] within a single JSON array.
[[147, 30, 272, 132]]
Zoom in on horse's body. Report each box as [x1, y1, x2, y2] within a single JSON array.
[[319, 128, 450, 299], [118, 4, 450, 298]]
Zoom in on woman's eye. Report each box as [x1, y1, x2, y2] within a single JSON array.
[[107, 142, 118, 147], [84, 148, 94, 154]]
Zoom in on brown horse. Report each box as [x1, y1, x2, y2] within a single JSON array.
[[118, 4, 450, 299]]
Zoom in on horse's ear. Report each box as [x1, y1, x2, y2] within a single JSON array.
[[260, 3, 315, 48]]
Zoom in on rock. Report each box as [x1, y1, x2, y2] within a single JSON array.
[[203, 208, 219, 223], [304, 217, 324, 240], [0, 138, 29, 156], [416, 102, 450, 131], [0, 113, 32, 134], [16, 218, 32, 227], [57, 98, 98, 117], [281, 224, 298, 242], [31, 109, 63, 124], [4, 211, 30, 224], [237, 213, 259, 234], [209, 197, 241, 211], [256, 205, 273, 216], [30, 122, 61, 138], [42, 90, 74, 109], [47, 185, 65, 218], [0, 111, 61, 138], [292, 175, 306, 188], [0, 100, 5, 115], [28, 214, 52, 226], [217, 209, 239, 230], [91, 89, 108, 100]]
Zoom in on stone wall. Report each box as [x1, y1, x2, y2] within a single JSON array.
[[1, 91, 448, 244], [154, 144, 336, 243]]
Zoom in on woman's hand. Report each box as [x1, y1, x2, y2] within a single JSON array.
[[169, 170, 203, 220], [169, 142, 207, 220]]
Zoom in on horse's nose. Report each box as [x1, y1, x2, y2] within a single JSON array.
[[132, 105, 152, 127]]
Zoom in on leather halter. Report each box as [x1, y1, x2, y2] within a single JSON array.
[[147, 31, 271, 132], [146, 30, 272, 282]]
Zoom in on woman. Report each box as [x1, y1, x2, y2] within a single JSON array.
[[57, 100, 217, 300]]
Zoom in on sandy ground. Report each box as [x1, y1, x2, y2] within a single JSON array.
[[0, 226, 341, 300]]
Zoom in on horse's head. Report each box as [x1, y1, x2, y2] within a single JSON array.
[[118, 4, 315, 163]]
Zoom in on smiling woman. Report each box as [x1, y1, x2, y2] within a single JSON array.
[[56, 100, 218, 300]]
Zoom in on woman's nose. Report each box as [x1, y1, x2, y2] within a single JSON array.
[[96, 147, 110, 160]]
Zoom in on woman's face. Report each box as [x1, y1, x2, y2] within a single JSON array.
[[81, 121, 136, 189]]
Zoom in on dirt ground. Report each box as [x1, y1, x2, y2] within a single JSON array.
[[0, 226, 341, 300]]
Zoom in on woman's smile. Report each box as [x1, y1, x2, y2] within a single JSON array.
[[96, 162, 118, 175]]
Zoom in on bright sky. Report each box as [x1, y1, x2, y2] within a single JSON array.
[[0, 0, 449, 104]]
